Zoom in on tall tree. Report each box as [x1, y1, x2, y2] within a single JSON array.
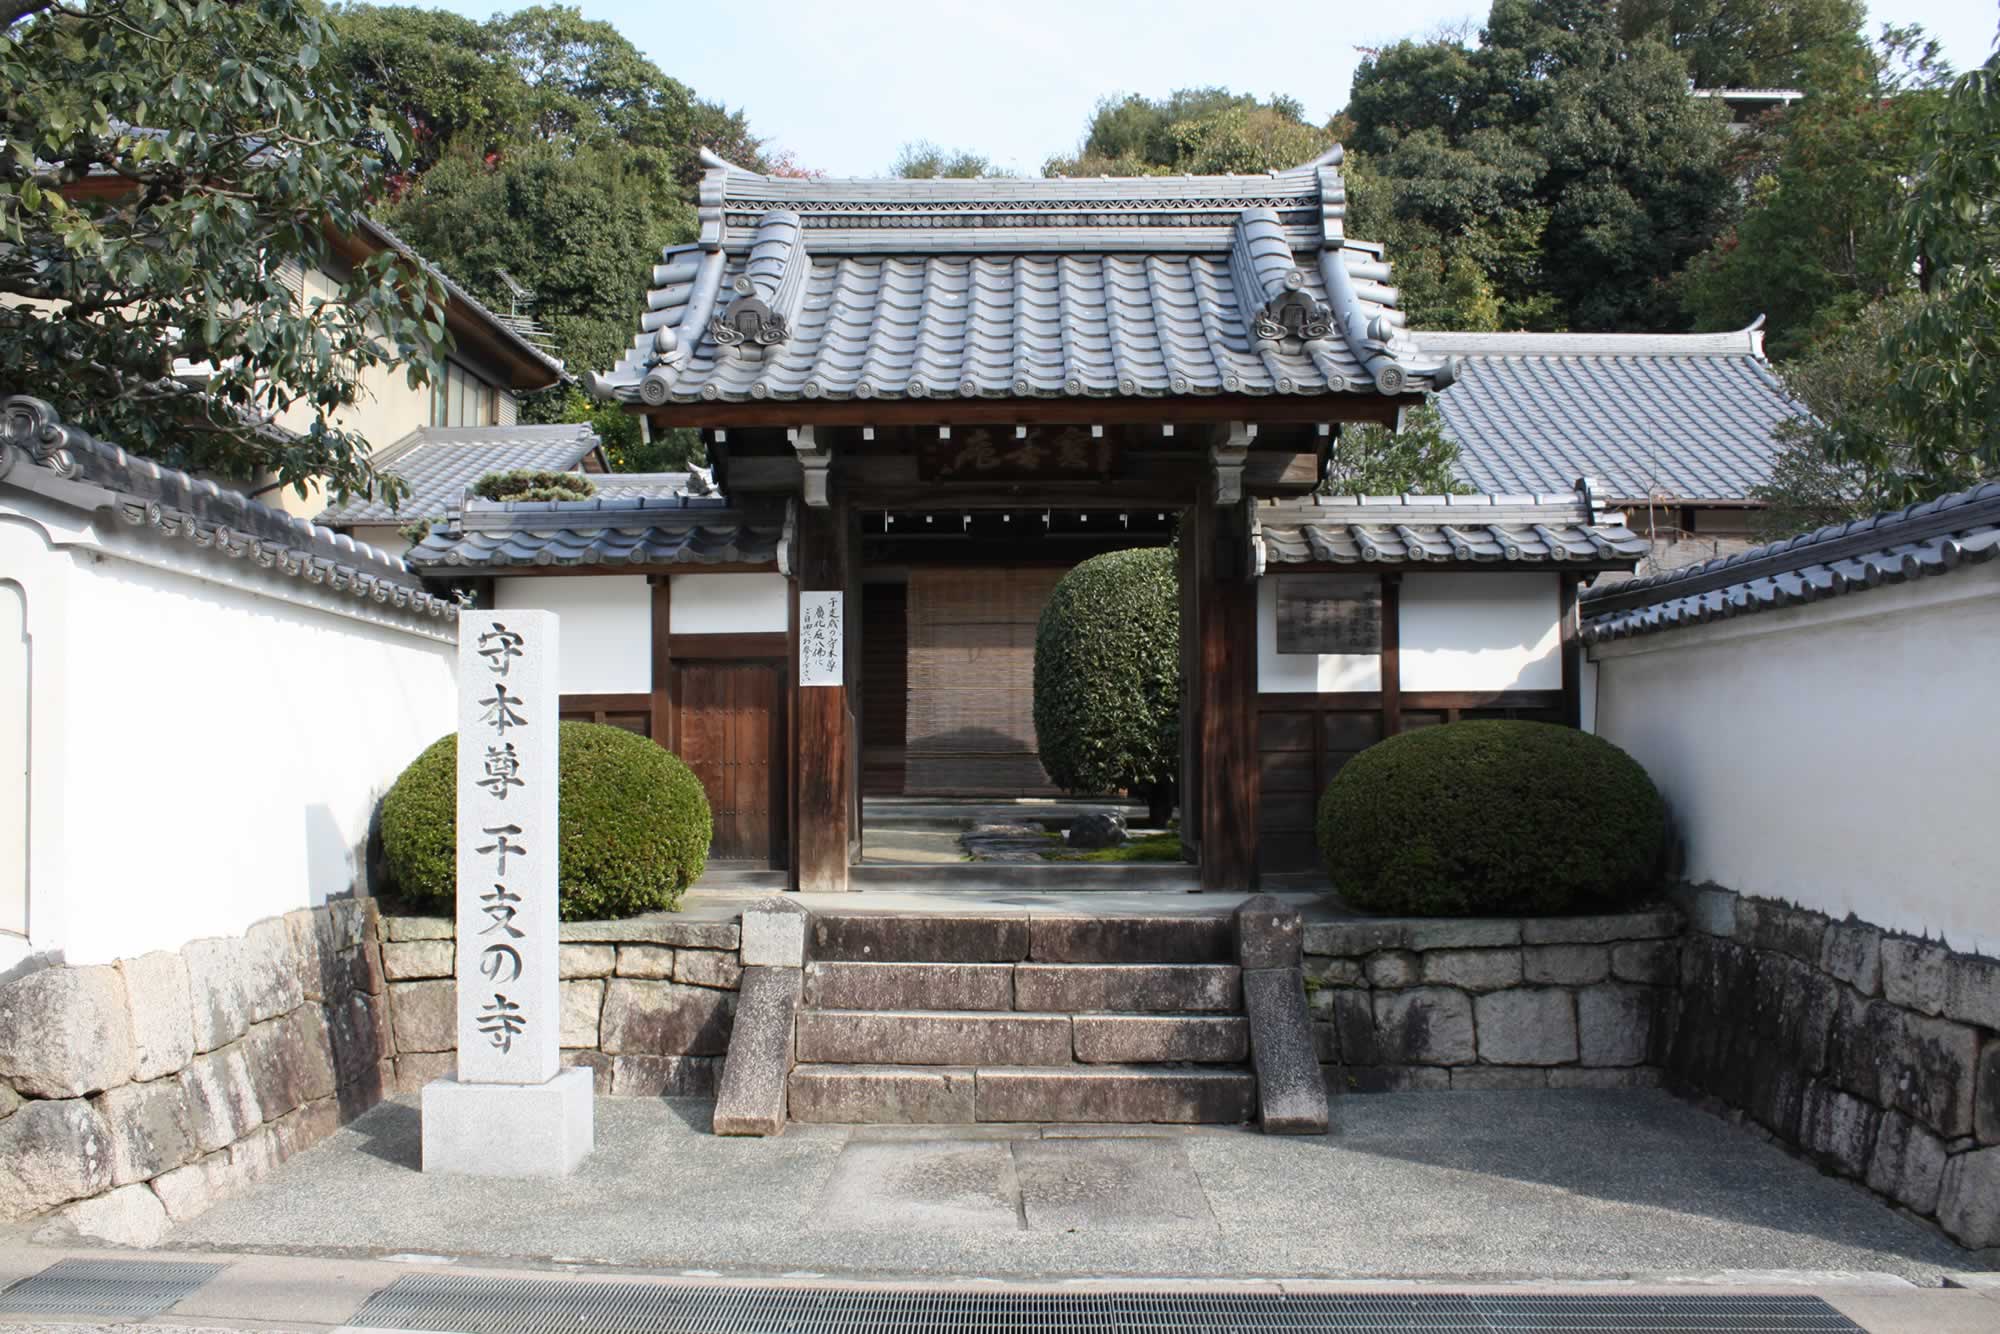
[[0, 0, 446, 502], [1618, 0, 1867, 89], [1045, 90, 1331, 176]]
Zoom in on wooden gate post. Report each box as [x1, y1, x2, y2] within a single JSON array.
[[793, 501, 853, 892], [1194, 494, 1260, 892]]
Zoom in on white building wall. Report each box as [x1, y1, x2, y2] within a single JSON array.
[[0, 499, 457, 970], [495, 575, 652, 693], [1592, 564, 2000, 958], [668, 572, 788, 634], [1399, 572, 1561, 691]]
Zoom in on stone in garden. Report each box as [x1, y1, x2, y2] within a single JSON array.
[[0, 1098, 112, 1222], [98, 1078, 196, 1185], [0, 964, 134, 1098], [1067, 811, 1127, 849], [1371, 987, 1475, 1065], [119, 951, 195, 1082], [741, 896, 809, 967], [1474, 989, 1578, 1066]]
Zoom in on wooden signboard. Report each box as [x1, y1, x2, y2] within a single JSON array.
[[919, 426, 1116, 481], [1277, 574, 1381, 655]]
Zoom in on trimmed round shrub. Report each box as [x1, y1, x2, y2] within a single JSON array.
[[379, 722, 711, 920], [1316, 720, 1665, 916], [1032, 546, 1180, 816]]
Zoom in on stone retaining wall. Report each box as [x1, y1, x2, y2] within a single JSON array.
[[1667, 883, 1999, 1250], [0, 899, 392, 1244], [1303, 908, 1681, 1092], [378, 911, 743, 1099]]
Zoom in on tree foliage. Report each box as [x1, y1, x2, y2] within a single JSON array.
[[0, 0, 448, 502], [1045, 89, 1331, 177], [892, 140, 1007, 179], [1618, 0, 1866, 89], [1324, 401, 1475, 495]]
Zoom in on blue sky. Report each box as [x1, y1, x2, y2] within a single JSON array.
[[434, 0, 2000, 176]]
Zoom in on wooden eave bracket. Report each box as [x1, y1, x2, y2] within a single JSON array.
[[789, 425, 831, 508], [1211, 422, 1256, 505]]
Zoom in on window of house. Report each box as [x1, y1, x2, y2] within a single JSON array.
[[431, 361, 498, 427]]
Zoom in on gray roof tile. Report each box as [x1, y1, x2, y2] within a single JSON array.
[[1260, 492, 1649, 569], [319, 423, 601, 526], [1582, 480, 2000, 641], [1415, 329, 1805, 503], [408, 495, 787, 571]]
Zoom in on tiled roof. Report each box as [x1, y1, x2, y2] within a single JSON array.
[[586, 149, 1454, 408], [0, 394, 454, 621], [1582, 481, 2000, 642], [1414, 327, 1804, 504], [1259, 491, 1649, 570], [355, 218, 567, 383], [408, 494, 789, 571], [319, 423, 601, 526]]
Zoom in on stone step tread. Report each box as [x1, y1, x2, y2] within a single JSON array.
[[786, 1063, 1257, 1125], [798, 1008, 1246, 1020], [791, 1063, 1256, 1076]]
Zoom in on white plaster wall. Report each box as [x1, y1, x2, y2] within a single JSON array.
[[495, 576, 652, 694], [1255, 578, 1380, 692], [1400, 572, 1561, 691], [0, 500, 457, 968], [669, 572, 788, 634], [1592, 564, 2000, 958]]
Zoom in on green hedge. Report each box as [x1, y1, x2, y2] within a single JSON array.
[[1316, 720, 1665, 916], [1032, 546, 1180, 805], [379, 722, 710, 920]]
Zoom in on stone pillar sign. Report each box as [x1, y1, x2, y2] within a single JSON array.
[[422, 609, 593, 1177]]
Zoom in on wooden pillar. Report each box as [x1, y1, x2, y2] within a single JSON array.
[[1194, 495, 1259, 892], [1178, 515, 1202, 857], [1380, 573, 1402, 739], [648, 577, 674, 750], [1559, 573, 1582, 730], [793, 501, 853, 893]]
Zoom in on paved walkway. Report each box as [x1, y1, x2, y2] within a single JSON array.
[[142, 1090, 1979, 1285]]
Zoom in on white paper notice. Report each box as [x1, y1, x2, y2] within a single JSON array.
[[799, 591, 844, 687]]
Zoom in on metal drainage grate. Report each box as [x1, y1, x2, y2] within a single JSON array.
[[346, 1273, 1864, 1333], [0, 1257, 226, 1317]]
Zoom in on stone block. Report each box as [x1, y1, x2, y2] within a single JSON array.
[[227, 1123, 280, 1185], [119, 952, 195, 1082], [326, 896, 374, 951], [1944, 954, 2000, 1032], [811, 912, 1028, 963], [973, 1067, 1256, 1124], [46, 1182, 170, 1247], [328, 993, 393, 1090], [288, 908, 333, 1003], [560, 980, 604, 1049], [150, 1153, 228, 1222], [788, 1066, 976, 1123], [1242, 968, 1328, 1133], [395, 1052, 456, 1095], [383, 940, 454, 981], [1329, 989, 1377, 1066], [344, 940, 387, 997], [183, 936, 255, 1053], [177, 1045, 261, 1153], [599, 979, 735, 1056], [1611, 940, 1678, 987], [386, 915, 454, 942], [1523, 944, 1610, 985], [0, 964, 135, 1097], [1450, 1066, 1548, 1090], [741, 897, 809, 967], [609, 1054, 722, 1098], [1549, 1067, 1662, 1089], [562, 1049, 613, 1095], [796, 1010, 1070, 1066], [1303, 920, 1408, 956], [271, 1095, 339, 1161], [1977, 1039, 1999, 1145], [388, 979, 456, 1054], [1331, 1065, 1450, 1093], [1404, 919, 1523, 950], [1801, 1079, 1880, 1178], [1867, 1110, 1948, 1215], [1522, 910, 1678, 945], [1029, 914, 1232, 964], [1474, 989, 1578, 1066], [1074, 1014, 1249, 1064], [1667, 884, 1736, 936], [675, 948, 744, 991], [1304, 957, 1365, 988], [242, 916, 304, 1023], [712, 967, 802, 1136], [1881, 937, 1951, 1016], [1364, 951, 1420, 988], [1732, 899, 1829, 963], [559, 944, 616, 979], [295, 1005, 338, 1104], [0, 1083, 17, 1119], [1312, 1021, 1337, 1063], [1013, 963, 1239, 1014], [1827, 992, 1980, 1137], [0, 1097, 112, 1222], [422, 1068, 593, 1177], [98, 1077, 196, 1185], [562, 914, 738, 950], [243, 1017, 311, 1122], [616, 946, 676, 979], [1938, 1146, 2000, 1248], [1578, 985, 1654, 1067], [1372, 988, 1476, 1066], [1234, 895, 1303, 970], [806, 961, 1014, 1012], [1820, 922, 1883, 996], [1422, 949, 1523, 992]]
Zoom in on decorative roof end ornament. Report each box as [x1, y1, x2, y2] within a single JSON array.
[[710, 276, 791, 360]]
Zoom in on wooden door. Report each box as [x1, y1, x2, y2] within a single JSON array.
[[673, 661, 783, 864]]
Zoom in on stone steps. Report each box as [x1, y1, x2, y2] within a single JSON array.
[[802, 960, 1241, 1012], [788, 1063, 1258, 1125], [795, 1008, 1253, 1066], [806, 913, 1233, 965]]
